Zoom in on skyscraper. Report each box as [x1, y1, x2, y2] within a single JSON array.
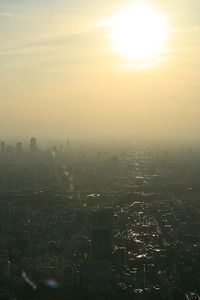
[[30, 137, 37, 154], [91, 208, 114, 260]]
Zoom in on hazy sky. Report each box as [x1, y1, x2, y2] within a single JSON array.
[[0, 0, 200, 141]]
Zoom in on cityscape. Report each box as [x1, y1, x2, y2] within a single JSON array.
[[0, 138, 200, 299], [1, 0, 200, 299]]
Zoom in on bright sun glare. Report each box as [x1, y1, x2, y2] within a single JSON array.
[[108, 3, 169, 68]]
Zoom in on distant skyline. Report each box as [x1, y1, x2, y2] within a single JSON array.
[[0, 0, 200, 141]]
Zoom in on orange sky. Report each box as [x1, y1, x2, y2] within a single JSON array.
[[0, 0, 200, 142]]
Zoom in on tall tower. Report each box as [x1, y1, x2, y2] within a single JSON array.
[[66, 137, 69, 152], [30, 137, 37, 154], [91, 208, 114, 261]]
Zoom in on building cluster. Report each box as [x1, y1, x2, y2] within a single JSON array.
[[0, 137, 71, 156], [1, 137, 38, 155]]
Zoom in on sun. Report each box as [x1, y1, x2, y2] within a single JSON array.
[[108, 3, 169, 67]]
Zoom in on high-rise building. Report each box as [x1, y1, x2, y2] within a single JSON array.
[[16, 142, 23, 154], [0, 141, 5, 153], [91, 208, 114, 260], [30, 137, 37, 154]]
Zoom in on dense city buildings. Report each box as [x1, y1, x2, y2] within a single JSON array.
[[0, 138, 200, 299]]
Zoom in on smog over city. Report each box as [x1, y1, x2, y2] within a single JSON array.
[[0, 0, 200, 299]]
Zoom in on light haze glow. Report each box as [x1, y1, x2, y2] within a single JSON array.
[[108, 3, 169, 67]]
